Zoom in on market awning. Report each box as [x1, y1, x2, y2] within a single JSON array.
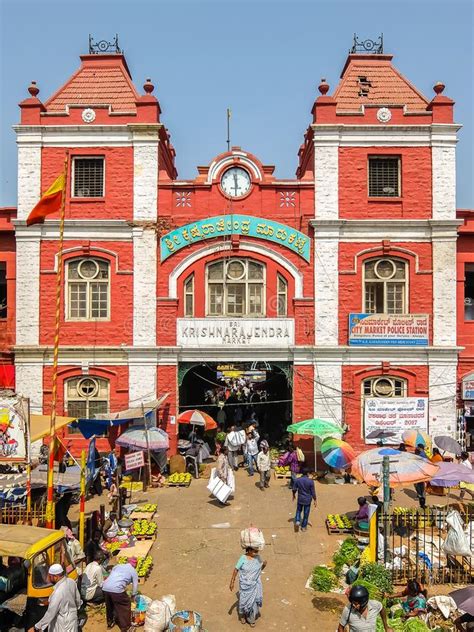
[[94, 393, 169, 421], [30, 414, 77, 442]]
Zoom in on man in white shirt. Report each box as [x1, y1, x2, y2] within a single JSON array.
[[244, 428, 260, 476], [80, 551, 105, 604], [257, 440, 271, 490], [102, 557, 139, 632], [33, 564, 82, 632]]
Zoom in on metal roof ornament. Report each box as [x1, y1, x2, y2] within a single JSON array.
[[350, 33, 384, 54], [88, 34, 122, 54]]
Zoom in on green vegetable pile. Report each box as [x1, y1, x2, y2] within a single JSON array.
[[216, 432, 227, 444], [349, 579, 383, 601], [332, 537, 360, 574], [358, 562, 393, 594], [310, 565, 339, 592], [376, 617, 430, 631]]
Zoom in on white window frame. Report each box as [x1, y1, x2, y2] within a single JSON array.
[[65, 376, 110, 433], [205, 258, 266, 318], [363, 257, 408, 314], [277, 273, 288, 317], [184, 274, 194, 317], [71, 156, 105, 198], [367, 155, 401, 197], [66, 258, 111, 321], [362, 376, 408, 399]]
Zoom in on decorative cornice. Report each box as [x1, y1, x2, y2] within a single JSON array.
[[14, 219, 134, 240], [309, 218, 462, 241], [311, 123, 461, 147]]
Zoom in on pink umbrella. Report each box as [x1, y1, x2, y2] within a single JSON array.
[[430, 462, 474, 487]]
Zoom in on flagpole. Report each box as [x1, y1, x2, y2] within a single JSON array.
[[226, 108, 231, 151], [45, 154, 68, 529]]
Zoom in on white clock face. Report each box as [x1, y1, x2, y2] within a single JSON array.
[[220, 167, 251, 198]]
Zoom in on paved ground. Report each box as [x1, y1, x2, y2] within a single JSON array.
[[81, 468, 456, 632]]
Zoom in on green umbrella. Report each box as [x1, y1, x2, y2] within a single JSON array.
[[286, 418, 344, 470]]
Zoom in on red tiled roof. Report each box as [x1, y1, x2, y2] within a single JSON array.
[[45, 55, 139, 113], [334, 54, 429, 112]]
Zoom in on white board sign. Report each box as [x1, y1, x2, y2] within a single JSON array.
[[124, 450, 145, 471], [364, 397, 428, 445], [0, 396, 28, 462], [177, 318, 295, 348]]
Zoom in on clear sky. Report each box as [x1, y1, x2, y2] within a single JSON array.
[[0, 0, 472, 207]]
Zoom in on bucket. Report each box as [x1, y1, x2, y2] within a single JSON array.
[[168, 610, 202, 631]]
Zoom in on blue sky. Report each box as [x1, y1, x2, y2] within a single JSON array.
[[0, 0, 472, 207]]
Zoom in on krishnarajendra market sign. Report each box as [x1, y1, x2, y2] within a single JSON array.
[[160, 215, 310, 262], [177, 318, 295, 347], [349, 313, 429, 346], [364, 397, 428, 445]]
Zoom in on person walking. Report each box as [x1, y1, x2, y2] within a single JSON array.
[[278, 446, 300, 490], [244, 428, 260, 476], [414, 444, 428, 508], [80, 551, 105, 604], [102, 557, 139, 632], [224, 425, 241, 471], [230, 547, 267, 627], [32, 564, 82, 632], [338, 584, 392, 632], [292, 467, 317, 532], [257, 441, 271, 491]]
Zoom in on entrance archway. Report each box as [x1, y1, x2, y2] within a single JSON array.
[[178, 362, 292, 444]]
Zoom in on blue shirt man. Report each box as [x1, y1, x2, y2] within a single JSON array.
[[102, 560, 139, 632], [292, 468, 317, 532]]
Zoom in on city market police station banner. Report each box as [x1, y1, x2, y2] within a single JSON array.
[[160, 215, 310, 262], [349, 314, 429, 346], [0, 396, 28, 462], [364, 397, 428, 445]]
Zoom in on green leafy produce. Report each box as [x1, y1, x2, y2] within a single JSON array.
[[349, 579, 383, 601], [216, 432, 227, 443], [333, 538, 360, 573], [359, 562, 393, 594], [310, 565, 338, 592], [376, 617, 429, 632]]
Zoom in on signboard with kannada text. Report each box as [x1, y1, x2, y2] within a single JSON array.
[[124, 450, 145, 472], [349, 313, 429, 346], [364, 397, 428, 445], [160, 214, 310, 262]]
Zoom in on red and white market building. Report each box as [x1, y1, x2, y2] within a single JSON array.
[[7, 38, 464, 457]]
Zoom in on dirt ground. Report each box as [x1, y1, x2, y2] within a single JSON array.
[[79, 468, 460, 632]]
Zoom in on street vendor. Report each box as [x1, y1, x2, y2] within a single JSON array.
[[389, 579, 427, 618], [346, 497, 370, 529], [102, 556, 139, 632], [63, 528, 85, 566], [103, 512, 119, 541]]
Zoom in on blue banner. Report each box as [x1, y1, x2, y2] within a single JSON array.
[[348, 313, 429, 346], [160, 214, 310, 262]]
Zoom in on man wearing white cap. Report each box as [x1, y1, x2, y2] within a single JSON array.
[[31, 564, 81, 632]]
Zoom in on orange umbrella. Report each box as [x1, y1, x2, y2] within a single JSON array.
[[177, 409, 218, 430], [351, 447, 439, 488]]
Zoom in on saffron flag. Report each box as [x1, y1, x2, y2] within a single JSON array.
[[26, 173, 65, 226]]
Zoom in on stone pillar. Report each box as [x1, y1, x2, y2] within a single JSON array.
[[429, 357, 458, 437]]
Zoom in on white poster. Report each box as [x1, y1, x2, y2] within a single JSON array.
[[0, 396, 28, 462], [177, 318, 295, 348], [364, 397, 428, 445]]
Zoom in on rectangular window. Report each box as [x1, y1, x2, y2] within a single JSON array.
[[248, 284, 263, 315], [68, 283, 87, 319], [277, 274, 288, 317], [466, 263, 474, 321], [209, 284, 224, 315], [184, 275, 194, 317], [73, 157, 104, 197], [0, 262, 6, 318], [227, 284, 245, 315], [368, 157, 400, 197]]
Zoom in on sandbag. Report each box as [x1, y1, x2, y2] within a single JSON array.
[[240, 527, 265, 551], [144, 595, 175, 632], [443, 510, 472, 556]]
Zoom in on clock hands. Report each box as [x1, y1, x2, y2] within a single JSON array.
[[233, 172, 239, 197]]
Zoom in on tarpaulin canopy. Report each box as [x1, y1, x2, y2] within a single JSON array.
[[94, 394, 169, 421], [0, 525, 64, 559], [72, 417, 126, 439], [30, 414, 77, 442]]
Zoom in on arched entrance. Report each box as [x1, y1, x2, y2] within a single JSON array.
[[178, 361, 292, 444]]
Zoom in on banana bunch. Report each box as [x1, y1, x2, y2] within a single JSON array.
[[136, 555, 153, 577], [168, 472, 192, 484], [274, 466, 290, 474], [139, 503, 157, 513], [131, 519, 157, 536]]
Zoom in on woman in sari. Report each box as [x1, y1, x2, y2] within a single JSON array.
[[229, 547, 267, 626]]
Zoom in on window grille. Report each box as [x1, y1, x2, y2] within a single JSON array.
[[277, 274, 288, 317], [184, 275, 194, 317], [66, 376, 109, 433], [73, 158, 104, 197], [67, 258, 109, 320], [368, 157, 400, 197]]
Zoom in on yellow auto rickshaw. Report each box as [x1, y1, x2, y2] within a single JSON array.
[[0, 525, 78, 630]]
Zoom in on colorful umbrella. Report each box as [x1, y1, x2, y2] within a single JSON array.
[[430, 462, 474, 487], [177, 409, 218, 430], [351, 447, 439, 488], [449, 586, 474, 615], [116, 426, 169, 451], [321, 438, 355, 469], [286, 418, 343, 440], [434, 435, 462, 455], [402, 429, 431, 449]]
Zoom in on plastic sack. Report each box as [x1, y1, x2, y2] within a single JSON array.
[[240, 527, 265, 551], [144, 595, 175, 632], [296, 447, 305, 462], [226, 430, 245, 449], [442, 510, 473, 556]]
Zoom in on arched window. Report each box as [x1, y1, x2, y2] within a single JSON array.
[[362, 376, 407, 399], [65, 376, 109, 433], [206, 259, 265, 317], [364, 258, 407, 314], [66, 258, 109, 320]]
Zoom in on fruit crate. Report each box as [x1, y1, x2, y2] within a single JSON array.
[[326, 514, 353, 534], [273, 469, 291, 479], [134, 532, 157, 541], [166, 479, 192, 487], [325, 520, 353, 535]]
